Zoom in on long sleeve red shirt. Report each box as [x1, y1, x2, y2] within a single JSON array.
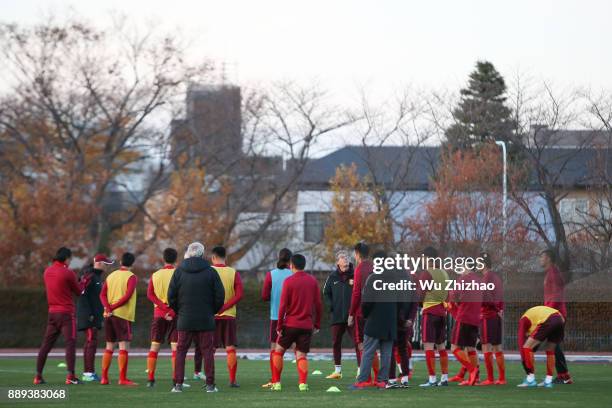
[[349, 260, 373, 318], [449, 271, 483, 327], [481, 269, 504, 319], [277, 271, 322, 330], [44, 261, 84, 314], [100, 275, 137, 311], [261, 271, 272, 301], [544, 265, 566, 318]]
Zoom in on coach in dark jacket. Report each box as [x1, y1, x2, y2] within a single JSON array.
[[168, 242, 225, 392]]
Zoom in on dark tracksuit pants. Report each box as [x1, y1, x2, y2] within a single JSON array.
[[83, 327, 98, 373], [175, 330, 215, 385], [36, 313, 76, 376], [331, 323, 359, 365]]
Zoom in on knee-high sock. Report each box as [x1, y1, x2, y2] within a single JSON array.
[[297, 356, 308, 384], [484, 352, 494, 381], [271, 351, 284, 383], [118, 350, 128, 382], [171, 350, 177, 380], [453, 349, 474, 371], [147, 351, 158, 381], [269, 350, 274, 379], [101, 350, 113, 380], [521, 347, 534, 375], [438, 350, 449, 374], [356, 347, 362, 366], [394, 347, 402, 367], [546, 350, 555, 376], [227, 349, 237, 383], [495, 351, 506, 380], [372, 352, 380, 380], [425, 350, 436, 376], [468, 350, 478, 369]]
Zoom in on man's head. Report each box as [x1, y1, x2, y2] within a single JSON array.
[[163, 248, 178, 265], [93, 253, 114, 270], [290, 253, 306, 273], [353, 242, 369, 263], [422, 246, 438, 260], [211, 246, 226, 264], [121, 252, 135, 268], [185, 242, 205, 259], [336, 250, 349, 273], [53, 247, 72, 264], [277, 248, 292, 269], [539, 249, 555, 268]]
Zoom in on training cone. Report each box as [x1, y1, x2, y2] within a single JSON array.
[[291, 359, 297, 364], [326, 386, 341, 392], [312, 370, 323, 375], [57, 362, 67, 368]]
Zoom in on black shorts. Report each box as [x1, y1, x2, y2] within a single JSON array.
[[215, 318, 237, 348], [150, 317, 177, 344], [480, 316, 502, 346], [277, 327, 313, 353], [451, 322, 479, 348], [421, 313, 446, 344], [105, 316, 132, 342], [531, 313, 565, 344]]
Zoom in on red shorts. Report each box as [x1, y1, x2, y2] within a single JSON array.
[[354, 317, 365, 343], [277, 327, 313, 353], [531, 313, 565, 344], [480, 315, 502, 346], [151, 317, 177, 344], [421, 313, 446, 344], [104, 316, 132, 342], [451, 321, 479, 348], [269, 320, 279, 343], [215, 318, 237, 348]]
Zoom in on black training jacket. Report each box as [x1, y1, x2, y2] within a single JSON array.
[[323, 263, 354, 325]]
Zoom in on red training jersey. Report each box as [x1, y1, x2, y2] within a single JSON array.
[[481, 269, 504, 319], [43, 261, 82, 314], [277, 271, 322, 330], [449, 270, 483, 326], [543, 265, 566, 318], [349, 260, 373, 318]]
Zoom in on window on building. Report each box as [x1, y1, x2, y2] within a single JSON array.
[[304, 212, 330, 243], [559, 198, 589, 223]]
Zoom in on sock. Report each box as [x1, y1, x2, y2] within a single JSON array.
[[101, 350, 113, 380], [227, 349, 237, 384], [356, 347, 362, 366], [401, 375, 409, 383], [171, 350, 177, 380], [468, 350, 479, 369], [297, 357, 308, 384], [441, 373, 448, 381], [452, 349, 474, 371], [484, 352, 494, 381], [429, 375, 436, 383], [271, 351, 284, 383], [372, 352, 380, 381], [425, 350, 436, 376], [546, 350, 555, 377], [147, 351, 158, 381], [118, 350, 128, 382], [394, 348, 402, 366], [438, 350, 449, 374], [522, 347, 534, 375], [527, 373, 535, 382], [334, 365, 342, 374], [269, 351, 274, 380], [494, 351, 505, 380], [455, 366, 467, 378]]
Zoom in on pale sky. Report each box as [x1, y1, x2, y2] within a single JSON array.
[[2, 0, 611, 95]]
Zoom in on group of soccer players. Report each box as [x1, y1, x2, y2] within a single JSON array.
[[33, 241, 572, 391]]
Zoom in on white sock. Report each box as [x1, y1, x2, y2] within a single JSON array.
[[527, 373, 535, 382], [429, 375, 437, 383], [409, 359, 413, 370], [401, 375, 409, 383], [396, 363, 402, 374], [356, 367, 360, 376], [388, 378, 397, 384], [334, 365, 342, 374], [545, 375, 553, 383], [441, 373, 448, 382], [83, 372, 92, 376]]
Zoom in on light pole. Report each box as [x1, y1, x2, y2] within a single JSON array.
[[495, 141, 507, 256]]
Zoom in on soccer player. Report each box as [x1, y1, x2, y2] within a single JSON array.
[[99, 252, 138, 386], [34, 247, 89, 385], [146, 248, 180, 388], [517, 305, 565, 388], [270, 254, 322, 392], [541, 249, 573, 384], [478, 252, 506, 385], [323, 251, 358, 379], [77, 253, 114, 382], [211, 245, 243, 387], [447, 263, 483, 387], [417, 246, 450, 388], [347, 242, 377, 379], [261, 248, 292, 388]]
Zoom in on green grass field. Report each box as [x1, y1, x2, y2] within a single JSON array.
[[0, 357, 610, 408]]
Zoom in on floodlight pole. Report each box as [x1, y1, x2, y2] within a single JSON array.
[[495, 141, 508, 258]]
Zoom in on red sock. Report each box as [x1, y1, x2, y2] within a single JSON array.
[[394, 347, 401, 366], [425, 350, 436, 376], [297, 356, 308, 384], [356, 347, 362, 366], [453, 349, 474, 371], [227, 349, 238, 383], [372, 352, 380, 381], [271, 351, 284, 383], [546, 351, 555, 376], [468, 350, 478, 369], [101, 350, 113, 381], [269, 351, 274, 380], [147, 351, 158, 381], [438, 350, 449, 374], [495, 351, 506, 381], [118, 350, 128, 382], [171, 350, 177, 380], [522, 347, 534, 374], [406, 342, 413, 359], [484, 352, 494, 381]]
